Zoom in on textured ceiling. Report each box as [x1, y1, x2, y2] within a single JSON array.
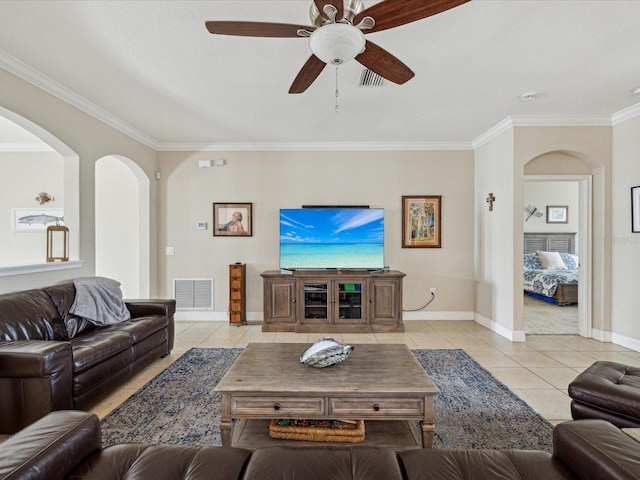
[[0, 0, 639, 150]]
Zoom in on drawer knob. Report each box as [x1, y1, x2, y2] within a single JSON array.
[[274, 403, 281, 411], [373, 403, 380, 411]]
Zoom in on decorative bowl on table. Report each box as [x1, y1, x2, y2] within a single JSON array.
[[299, 337, 354, 368]]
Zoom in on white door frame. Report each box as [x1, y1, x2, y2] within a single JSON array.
[[524, 175, 592, 337]]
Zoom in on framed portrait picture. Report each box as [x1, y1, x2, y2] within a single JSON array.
[[213, 203, 252, 237], [632, 186, 640, 233], [546, 205, 568, 224], [402, 195, 441, 248]]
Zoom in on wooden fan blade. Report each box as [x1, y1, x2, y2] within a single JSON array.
[[355, 41, 414, 85], [205, 21, 313, 38], [314, 0, 344, 21], [354, 0, 470, 34], [289, 55, 327, 94]]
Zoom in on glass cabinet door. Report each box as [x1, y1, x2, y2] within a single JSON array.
[[302, 282, 329, 322], [335, 281, 366, 324]]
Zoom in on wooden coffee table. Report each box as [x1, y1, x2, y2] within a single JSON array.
[[215, 342, 439, 448]]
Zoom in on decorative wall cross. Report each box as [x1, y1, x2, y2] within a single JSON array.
[[486, 193, 496, 211]]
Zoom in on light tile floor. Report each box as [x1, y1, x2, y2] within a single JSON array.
[[91, 320, 640, 426]]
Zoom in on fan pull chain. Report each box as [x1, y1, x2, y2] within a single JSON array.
[[335, 66, 339, 113]]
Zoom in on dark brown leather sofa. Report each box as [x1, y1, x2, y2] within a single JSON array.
[[0, 282, 175, 434], [1, 411, 639, 480]]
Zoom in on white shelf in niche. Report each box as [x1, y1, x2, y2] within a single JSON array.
[[0, 260, 83, 277]]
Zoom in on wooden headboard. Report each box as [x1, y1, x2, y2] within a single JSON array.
[[524, 232, 576, 254]]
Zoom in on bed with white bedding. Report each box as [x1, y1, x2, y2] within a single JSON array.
[[523, 233, 578, 306], [523, 252, 578, 305]]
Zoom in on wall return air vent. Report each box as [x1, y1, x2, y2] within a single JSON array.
[[173, 278, 213, 310]]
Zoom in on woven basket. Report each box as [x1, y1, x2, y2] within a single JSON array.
[[269, 419, 365, 443]]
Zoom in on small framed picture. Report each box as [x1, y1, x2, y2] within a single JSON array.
[[632, 186, 640, 233], [402, 195, 442, 248], [213, 203, 252, 236], [13, 208, 64, 232], [546, 205, 568, 224]]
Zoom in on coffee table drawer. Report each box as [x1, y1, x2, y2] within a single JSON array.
[[230, 396, 325, 416], [329, 398, 424, 417]]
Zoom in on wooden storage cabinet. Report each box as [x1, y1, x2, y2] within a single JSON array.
[[229, 264, 246, 324], [261, 270, 404, 333], [262, 276, 296, 328]]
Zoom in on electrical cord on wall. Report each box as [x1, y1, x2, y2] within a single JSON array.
[[403, 291, 435, 312]]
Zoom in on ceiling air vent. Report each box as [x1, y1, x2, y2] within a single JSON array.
[[358, 68, 385, 87]]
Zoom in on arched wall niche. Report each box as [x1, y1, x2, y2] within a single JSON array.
[[0, 106, 80, 271], [525, 150, 596, 175], [95, 154, 150, 297]]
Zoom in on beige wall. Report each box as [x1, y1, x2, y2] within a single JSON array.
[[611, 116, 640, 349], [0, 68, 158, 295], [474, 129, 518, 338], [157, 150, 476, 319]]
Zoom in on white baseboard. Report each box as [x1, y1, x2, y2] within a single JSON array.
[[590, 328, 612, 343], [402, 311, 474, 321], [474, 313, 526, 342], [175, 311, 476, 322], [174, 311, 263, 322], [611, 332, 640, 352]]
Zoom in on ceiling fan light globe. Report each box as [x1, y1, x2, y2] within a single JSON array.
[[309, 23, 365, 65]]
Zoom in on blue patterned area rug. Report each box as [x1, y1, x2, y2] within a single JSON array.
[[100, 348, 553, 451]]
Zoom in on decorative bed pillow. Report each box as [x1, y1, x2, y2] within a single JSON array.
[[523, 253, 542, 270], [536, 251, 567, 270], [559, 252, 579, 270]]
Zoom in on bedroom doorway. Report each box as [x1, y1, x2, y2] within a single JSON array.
[[523, 176, 590, 336]]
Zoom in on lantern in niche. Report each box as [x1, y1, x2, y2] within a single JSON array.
[[46, 225, 69, 262]]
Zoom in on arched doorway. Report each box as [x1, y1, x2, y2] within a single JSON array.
[[95, 155, 150, 297], [522, 151, 595, 338]]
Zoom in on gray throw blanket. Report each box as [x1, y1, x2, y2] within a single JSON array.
[[70, 277, 131, 326]]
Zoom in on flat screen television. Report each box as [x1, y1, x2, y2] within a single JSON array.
[[279, 208, 384, 270]]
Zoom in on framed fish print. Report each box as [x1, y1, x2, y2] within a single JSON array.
[[12, 208, 64, 232], [402, 195, 441, 248]]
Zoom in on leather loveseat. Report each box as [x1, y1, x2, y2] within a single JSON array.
[[0, 281, 175, 434], [1, 411, 639, 480]]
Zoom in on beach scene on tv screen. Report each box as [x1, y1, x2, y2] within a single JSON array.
[[280, 208, 384, 269]]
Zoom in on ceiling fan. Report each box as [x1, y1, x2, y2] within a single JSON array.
[[205, 0, 470, 94]]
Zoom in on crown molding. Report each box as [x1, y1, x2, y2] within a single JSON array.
[[612, 102, 640, 125], [0, 49, 159, 149], [473, 113, 617, 149], [472, 117, 514, 149], [155, 141, 474, 152]]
